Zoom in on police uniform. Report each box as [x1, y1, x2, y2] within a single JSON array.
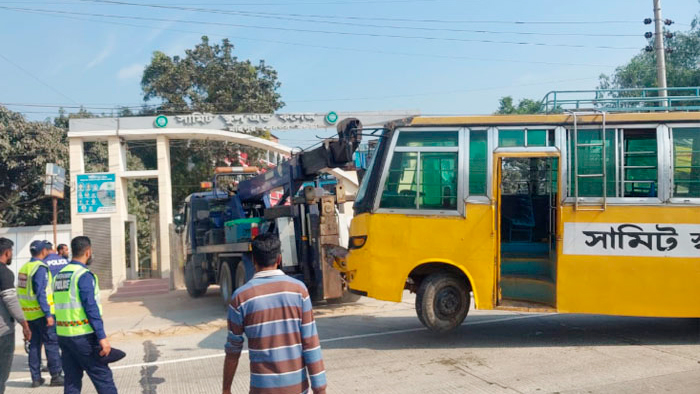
[[17, 256, 63, 384], [54, 262, 117, 394], [44, 252, 69, 278]]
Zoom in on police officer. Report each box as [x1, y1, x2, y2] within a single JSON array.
[[17, 240, 64, 387], [54, 236, 117, 394], [57, 244, 70, 260], [44, 243, 69, 278]]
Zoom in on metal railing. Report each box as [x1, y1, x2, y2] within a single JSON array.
[[541, 87, 700, 114]]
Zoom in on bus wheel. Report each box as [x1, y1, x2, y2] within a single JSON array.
[[416, 273, 469, 332], [219, 262, 234, 306], [185, 258, 208, 298]]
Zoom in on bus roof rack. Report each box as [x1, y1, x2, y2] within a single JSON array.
[[541, 87, 700, 114]]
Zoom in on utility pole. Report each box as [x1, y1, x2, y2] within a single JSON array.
[[653, 0, 668, 106]]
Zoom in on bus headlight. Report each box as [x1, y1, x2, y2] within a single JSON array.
[[349, 235, 367, 250]]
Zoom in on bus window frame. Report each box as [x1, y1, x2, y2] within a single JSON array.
[[465, 128, 492, 205], [668, 123, 700, 205], [495, 126, 556, 148], [374, 127, 466, 216], [563, 123, 667, 205]]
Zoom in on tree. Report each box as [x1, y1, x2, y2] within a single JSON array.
[[495, 96, 543, 115], [140, 36, 284, 206], [142, 36, 283, 113], [0, 106, 69, 226]]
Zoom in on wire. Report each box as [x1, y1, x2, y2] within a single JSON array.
[[80, 0, 644, 25], [65, 2, 642, 38], [1, 6, 639, 50], [1, 7, 633, 69], [0, 53, 78, 104]]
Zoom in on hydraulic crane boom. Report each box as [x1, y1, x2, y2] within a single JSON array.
[[236, 118, 362, 202]]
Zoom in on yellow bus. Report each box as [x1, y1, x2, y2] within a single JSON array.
[[338, 91, 700, 332]]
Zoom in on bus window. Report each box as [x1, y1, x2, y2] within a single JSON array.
[[397, 131, 458, 147], [469, 130, 488, 195], [569, 129, 616, 197], [672, 128, 700, 198], [419, 152, 458, 210], [499, 130, 524, 147], [380, 131, 461, 211], [622, 130, 658, 197], [380, 152, 418, 209], [498, 129, 550, 147]]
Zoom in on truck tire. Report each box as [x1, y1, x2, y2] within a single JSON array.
[[220, 262, 234, 306], [234, 260, 248, 290], [185, 258, 208, 298], [415, 273, 469, 332], [327, 290, 361, 304]]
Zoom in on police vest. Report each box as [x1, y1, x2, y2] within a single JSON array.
[[53, 264, 102, 337], [17, 259, 55, 321]]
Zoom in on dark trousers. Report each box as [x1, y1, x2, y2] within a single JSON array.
[[27, 317, 62, 381], [58, 334, 117, 394], [0, 333, 14, 394]]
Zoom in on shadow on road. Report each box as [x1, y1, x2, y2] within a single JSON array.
[[193, 311, 700, 353]]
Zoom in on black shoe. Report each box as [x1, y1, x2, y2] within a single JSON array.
[[50, 374, 64, 387], [31, 378, 45, 388], [41, 365, 49, 373]]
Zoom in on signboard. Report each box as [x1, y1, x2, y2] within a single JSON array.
[[76, 173, 116, 214], [153, 112, 341, 133], [44, 163, 66, 199], [563, 222, 700, 258]]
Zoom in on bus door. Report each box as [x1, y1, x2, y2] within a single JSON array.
[[494, 149, 560, 309]]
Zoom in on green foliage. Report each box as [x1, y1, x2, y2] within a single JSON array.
[[0, 106, 69, 226], [142, 36, 283, 113], [495, 96, 544, 115], [141, 36, 284, 207]]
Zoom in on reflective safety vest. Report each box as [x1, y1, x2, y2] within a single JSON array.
[[17, 259, 55, 321], [53, 264, 102, 337]]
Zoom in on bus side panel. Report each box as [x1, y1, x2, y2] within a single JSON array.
[[347, 204, 496, 309], [557, 206, 700, 318]]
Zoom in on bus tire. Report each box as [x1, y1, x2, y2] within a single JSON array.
[[185, 258, 208, 298], [219, 262, 234, 306], [416, 273, 469, 332]]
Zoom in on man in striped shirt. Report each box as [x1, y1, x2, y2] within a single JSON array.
[[223, 233, 327, 394]]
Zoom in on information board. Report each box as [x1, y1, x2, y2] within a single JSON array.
[[76, 173, 116, 214], [44, 163, 66, 199]]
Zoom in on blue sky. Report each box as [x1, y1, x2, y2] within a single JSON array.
[[1, 0, 699, 146]]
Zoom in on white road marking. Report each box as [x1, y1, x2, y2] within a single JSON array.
[[7, 313, 545, 382]]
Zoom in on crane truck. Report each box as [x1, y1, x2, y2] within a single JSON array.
[[178, 118, 363, 305]]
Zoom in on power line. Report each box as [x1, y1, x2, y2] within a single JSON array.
[[156, 10, 641, 38], [66, 1, 642, 38], [0, 6, 639, 50], [0, 53, 78, 104], [0, 7, 636, 69], [80, 0, 643, 25]]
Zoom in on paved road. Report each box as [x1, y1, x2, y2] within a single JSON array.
[[6, 293, 700, 393]]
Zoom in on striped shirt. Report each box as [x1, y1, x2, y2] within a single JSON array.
[[227, 269, 327, 394]]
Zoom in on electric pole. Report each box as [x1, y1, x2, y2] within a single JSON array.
[[653, 0, 668, 106]]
